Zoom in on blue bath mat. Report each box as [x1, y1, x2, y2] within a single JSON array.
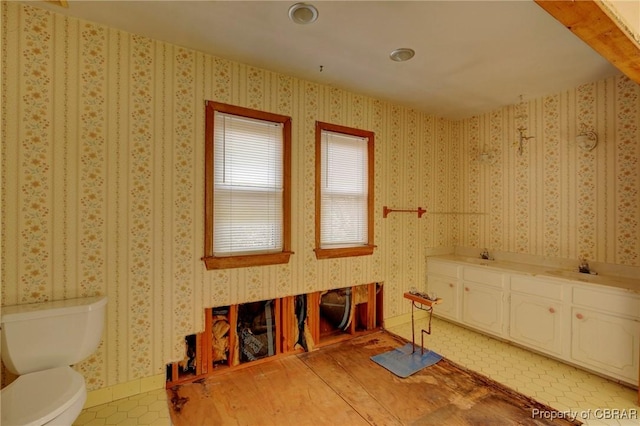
[[370, 343, 442, 378]]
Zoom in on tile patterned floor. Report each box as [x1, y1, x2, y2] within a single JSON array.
[[388, 317, 639, 426], [74, 317, 639, 426], [74, 387, 171, 426]]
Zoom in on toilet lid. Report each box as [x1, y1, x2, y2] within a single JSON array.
[[1, 366, 86, 426]]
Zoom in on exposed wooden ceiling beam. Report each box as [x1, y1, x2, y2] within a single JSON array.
[[535, 0, 640, 85], [44, 0, 68, 8]]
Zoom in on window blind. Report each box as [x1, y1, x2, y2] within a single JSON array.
[[213, 111, 283, 256], [320, 130, 368, 247]]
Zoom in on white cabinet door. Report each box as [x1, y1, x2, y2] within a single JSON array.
[[510, 293, 563, 356], [427, 276, 459, 321], [571, 307, 640, 385], [461, 281, 504, 337]]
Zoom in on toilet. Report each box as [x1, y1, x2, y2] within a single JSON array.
[[1, 296, 107, 426]]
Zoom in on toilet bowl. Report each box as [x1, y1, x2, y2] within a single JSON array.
[[1, 367, 87, 426], [0, 296, 107, 426]]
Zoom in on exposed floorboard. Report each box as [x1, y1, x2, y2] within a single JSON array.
[[167, 331, 581, 426]]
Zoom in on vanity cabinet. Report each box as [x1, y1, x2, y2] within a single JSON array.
[[426, 259, 460, 321], [426, 255, 639, 388], [570, 285, 640, 384], [509, 276, 564, 357]]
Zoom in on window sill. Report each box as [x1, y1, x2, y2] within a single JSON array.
[[314, 245, 376, 260], [203, 251, 294, 270]]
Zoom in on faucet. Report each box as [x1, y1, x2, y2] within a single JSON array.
[[480, 248, 492, 260], [578, 258, 595, 274]]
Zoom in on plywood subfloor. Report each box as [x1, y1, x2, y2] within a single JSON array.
[[167, 331, 580, 426]]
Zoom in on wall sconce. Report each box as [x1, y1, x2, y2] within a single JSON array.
[[576, 130, 598, 151]]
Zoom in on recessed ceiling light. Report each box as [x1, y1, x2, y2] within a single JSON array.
[[288, 3, 318, 25], [389, 48, 415, 62]]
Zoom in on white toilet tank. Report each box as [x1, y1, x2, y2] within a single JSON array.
[[1, 296, 107, 375]]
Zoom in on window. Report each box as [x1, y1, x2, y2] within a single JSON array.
[[315, 121, 375, 259], [204, 101, 292, 269]]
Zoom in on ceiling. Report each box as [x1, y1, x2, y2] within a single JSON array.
[[32, 0, 621, 120]]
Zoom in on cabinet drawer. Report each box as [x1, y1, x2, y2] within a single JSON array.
[[462, 267, 503, 288], [510, 275, 563, 301], [572, 287, 640, 320], [427, 260, 459, 278]]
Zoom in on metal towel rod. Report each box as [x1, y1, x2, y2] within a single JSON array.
[[428, 211, 487, 215]]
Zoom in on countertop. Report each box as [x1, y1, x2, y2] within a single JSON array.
[[429, 254, 640, 294]]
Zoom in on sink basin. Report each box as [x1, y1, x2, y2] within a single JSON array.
[[542, 270, 636, 289], [463, 257, 495, 266], [544, 270, 598, 280]]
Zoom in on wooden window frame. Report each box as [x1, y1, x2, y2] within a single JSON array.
[[314, 121, 375, 260], [203, 101, 293, 270]]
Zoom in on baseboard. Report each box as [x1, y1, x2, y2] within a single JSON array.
[[84, 373, 165, 408], [383, 310, 429, 329]]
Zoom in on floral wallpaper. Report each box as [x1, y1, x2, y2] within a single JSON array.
[[456, 78, 639, 266], [2, 2, 638, 393], [1, 3, 455, 390]]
